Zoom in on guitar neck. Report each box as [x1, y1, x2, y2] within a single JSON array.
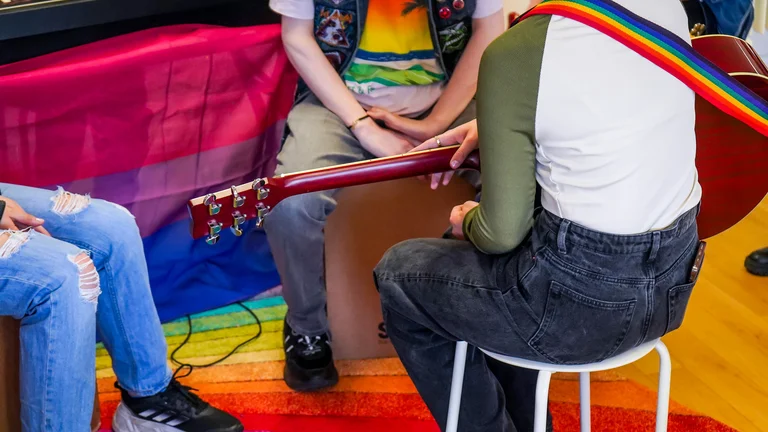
[[187, 145, 479, 241], [272, 145, 479, 196]]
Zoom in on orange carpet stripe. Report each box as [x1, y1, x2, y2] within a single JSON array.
[[97, 357, 409, 392], [100, 375, 418, 399], [99, 376, 694, 416], [97, 355, 625, 386], [548, 379, 696, 415]]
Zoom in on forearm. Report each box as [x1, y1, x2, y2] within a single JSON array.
[[462, 17, 549, 254], [462, 138, 536, 254], [281, 17, 366, 126], [427, 11, 505, 130]]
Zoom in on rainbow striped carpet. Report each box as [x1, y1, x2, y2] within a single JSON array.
[[96, 293, 736, 431]]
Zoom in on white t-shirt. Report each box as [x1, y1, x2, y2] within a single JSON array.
[[270, 0, 502, 115], [534, 0, 701, 233]]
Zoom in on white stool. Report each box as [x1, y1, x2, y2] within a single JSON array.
[[446, 339, 671, 432]]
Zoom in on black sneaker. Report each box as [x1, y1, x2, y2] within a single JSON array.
[[283, 318, 339, 391], [112, 379, 243, 432], [746, 247, 768, 276]]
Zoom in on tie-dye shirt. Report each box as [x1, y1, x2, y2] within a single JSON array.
[[342, 0, 444, 115], [270, 0, 502, 116]]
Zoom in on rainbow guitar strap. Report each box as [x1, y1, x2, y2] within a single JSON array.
[[516, 0, 768, 138]]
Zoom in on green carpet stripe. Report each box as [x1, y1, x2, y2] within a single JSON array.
[[161, 305, 287, 337], [168, 331, 282, 358]]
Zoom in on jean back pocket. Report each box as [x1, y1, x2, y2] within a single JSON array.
[[528, 282, 637, 365], [666, 282, 695, 333]]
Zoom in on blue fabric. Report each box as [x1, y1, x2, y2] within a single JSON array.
[[143, 218, 280, 323]]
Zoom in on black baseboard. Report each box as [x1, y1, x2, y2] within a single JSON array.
[[0, 0, 279, 65]]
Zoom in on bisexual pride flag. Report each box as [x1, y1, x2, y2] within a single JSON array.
[[0, 24, 297, 321]]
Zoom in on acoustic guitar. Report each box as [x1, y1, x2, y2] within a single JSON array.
[[188, 34, 768, 245], [690, 35, 768, 239]]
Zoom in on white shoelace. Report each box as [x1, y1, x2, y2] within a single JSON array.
[[285, 332, 323, 355]]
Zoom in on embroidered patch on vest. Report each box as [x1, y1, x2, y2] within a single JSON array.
[[315, 7, 355, 49], [438, 22, 469, 54]]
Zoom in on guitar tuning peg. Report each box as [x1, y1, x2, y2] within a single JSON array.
[[204, 194, 221, 216], [231, 186, 245, 208], [690, 23, 706, 37], [252, 178, 269, 200], [231, 211, 246, 236], [255, 203, 271, 228], [206, 220, 222, 245]]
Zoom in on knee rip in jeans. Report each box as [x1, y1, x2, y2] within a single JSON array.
[[0, 230, 31, 258], [68, 252, 102, 309], [51, 187, 90, 216]]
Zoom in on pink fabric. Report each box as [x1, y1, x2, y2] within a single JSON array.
[[0, 24, 297, 187]]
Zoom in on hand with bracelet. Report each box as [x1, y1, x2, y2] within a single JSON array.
[[347, 113, 421, 158]]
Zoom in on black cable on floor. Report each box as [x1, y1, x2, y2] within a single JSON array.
[[170, 301, 262, 379]]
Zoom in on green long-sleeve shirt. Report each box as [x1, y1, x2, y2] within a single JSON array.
[[462, 16, 550, 254], [462, 3, 701, 253]]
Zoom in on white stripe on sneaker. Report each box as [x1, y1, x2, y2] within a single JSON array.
[[112, 403, 187, 432]]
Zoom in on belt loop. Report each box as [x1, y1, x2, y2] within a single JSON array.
[[557, 220, 570, 254], [648, 231, 661, 263]]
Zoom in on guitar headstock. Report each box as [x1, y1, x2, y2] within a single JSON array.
[[187, 178, 282, 244]]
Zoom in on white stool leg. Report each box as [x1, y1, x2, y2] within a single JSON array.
[[534, 371, 552, 432], [446, 341, 469, 432], [655, 340, 672, 432], [579, 372, 591, 432]]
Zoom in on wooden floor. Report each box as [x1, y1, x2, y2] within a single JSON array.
[[617, 197, 768, 432]]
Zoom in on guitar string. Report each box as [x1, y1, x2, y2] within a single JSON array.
[[170, 301, 263, 379]]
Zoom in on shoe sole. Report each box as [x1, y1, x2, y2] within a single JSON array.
[[284, 364, 340, 392], [745, 260, 768, 276], [112, 403, 244, 432]]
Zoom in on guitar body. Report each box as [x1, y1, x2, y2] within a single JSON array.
[[692, 35, 768, 239]]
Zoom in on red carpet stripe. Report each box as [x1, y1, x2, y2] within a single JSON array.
[[98, 400, 737, 431]]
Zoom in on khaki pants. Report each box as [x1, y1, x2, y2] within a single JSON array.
[[263, 95, 478, 337]]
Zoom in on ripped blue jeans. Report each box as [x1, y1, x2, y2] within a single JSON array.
[[0, 183, 172, 432]]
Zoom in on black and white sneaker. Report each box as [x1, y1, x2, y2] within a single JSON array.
[[283, 318, 339, 392], [112, 379, 243, 432]]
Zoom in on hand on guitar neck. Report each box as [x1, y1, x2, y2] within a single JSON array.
[[410, 119, 479, 190]]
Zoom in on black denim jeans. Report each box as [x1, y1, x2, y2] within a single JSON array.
[[374, 207, 700, 431]]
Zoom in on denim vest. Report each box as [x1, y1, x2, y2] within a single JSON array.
[[295, 0, 477, 103], [683, 0, 754, 39], [703, 0, 753, 38]]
